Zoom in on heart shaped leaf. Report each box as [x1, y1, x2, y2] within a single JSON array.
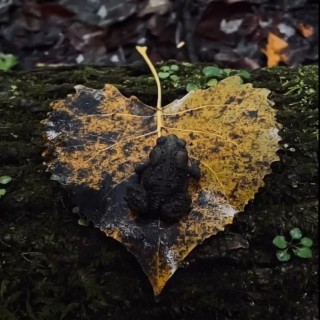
[[43, 47, 280, 295]]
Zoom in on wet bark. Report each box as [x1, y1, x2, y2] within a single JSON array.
[[0, 65, 318, 320]]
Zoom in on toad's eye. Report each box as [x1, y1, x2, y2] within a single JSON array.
[[149, 147, 162, 165], [177, 138, 186, 147], [176, 150, 188, 167], [157, 136, 167, 145]]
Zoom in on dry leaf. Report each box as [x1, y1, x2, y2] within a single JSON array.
[[139, 0, 171, 16], [43, 77, 280, 294], [297, 23, 314, 38], [261, 32, 289, 67], [43, 49, 280, 295]]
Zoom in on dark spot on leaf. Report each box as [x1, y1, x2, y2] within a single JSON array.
[[118, 163, 127, 172], [130, 99, 154, 116], [245, 164, 255, 171], [225, 96, 236, 104], [69, 92, 101, 115], [107, 148, 116, 156], [240, 152, 253, 161], [123, 142, 133, 157], [49, 110, 73, 123], [65, 138, 84, 151], [51, 162, 72, 185], [77, 169, 89, 179], [197, 191, 210, 206], [142, 116, 157, 128], [229, 132, 242, 139], [236, 98, 243, 104], [97, 132, 119, 145], [213, 105, 228, 119], [243, 110, 258, 118]]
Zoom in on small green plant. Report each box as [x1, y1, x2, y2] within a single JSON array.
[[272, 228, 313, 262], [0, 175, 12, 198], [0, 52, 18, 71], [158, 64, 180, 87], [158, 63, 251, 92], [186, 66, 251, 92]]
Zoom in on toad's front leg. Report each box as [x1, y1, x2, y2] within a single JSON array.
[[188, 161, 201, 180]]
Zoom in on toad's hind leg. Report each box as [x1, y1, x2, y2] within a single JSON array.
[[161, 193, 192, 223], [127, 184, 148, 216]]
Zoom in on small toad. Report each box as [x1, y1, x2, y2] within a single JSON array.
[[127, 134, 201, 222]]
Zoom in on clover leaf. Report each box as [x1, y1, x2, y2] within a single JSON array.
[[300, 237, 313, 247], [272, 236, 288, 249], [158, 72, 171, 79], [294, 247, 312, 259], [207, 79, 218, 87], [276, 250, 291, 262], [202, 66, 222, 78], [273, 228, 313, 262], [290, 228, 302, 239], [170, 64, 179, 71], [186, 83, 199, 92], [0, 176, 12, 184]]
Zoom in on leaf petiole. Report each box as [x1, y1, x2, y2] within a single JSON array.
[[136, 46, 163, 137]]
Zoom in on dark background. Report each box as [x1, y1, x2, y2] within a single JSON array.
[[0, 0, 318, 70]]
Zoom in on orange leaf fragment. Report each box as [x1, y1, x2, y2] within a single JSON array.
[[261, 32, 289, 67], [297, 23, 314, 38]]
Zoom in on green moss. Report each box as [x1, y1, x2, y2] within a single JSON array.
[[0, 64, 318, 319]]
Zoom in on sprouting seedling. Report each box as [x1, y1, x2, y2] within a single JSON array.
[[158, 64, 179, 79], [158, 64, 180, 87], [186, 66, 251, 92], [272, 228, 313, 262]]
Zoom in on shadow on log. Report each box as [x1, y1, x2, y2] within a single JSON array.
[[0, 64, 318, 319]]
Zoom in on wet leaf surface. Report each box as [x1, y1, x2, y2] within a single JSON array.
[[43, 75, 280, 294]]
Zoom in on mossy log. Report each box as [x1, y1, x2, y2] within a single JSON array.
[[0, 64, 318, 320]]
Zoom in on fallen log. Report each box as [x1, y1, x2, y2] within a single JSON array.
[[0, 64, 318, 319]]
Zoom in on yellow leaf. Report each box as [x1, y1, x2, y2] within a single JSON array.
[[43, 49, 281, 296]]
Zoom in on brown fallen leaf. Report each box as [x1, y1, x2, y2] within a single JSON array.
[[296, 23, 314, 38], [43, 47, 280, 295], [261, 32, 289, 67]]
